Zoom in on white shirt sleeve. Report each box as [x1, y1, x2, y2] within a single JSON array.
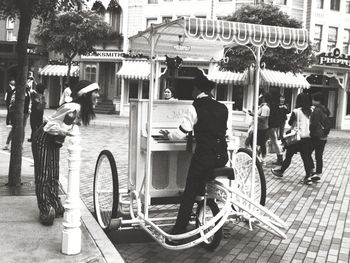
[[168, 105, 197, 140]]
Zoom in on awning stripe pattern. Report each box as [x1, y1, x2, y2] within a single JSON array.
[[129, 17, 309, 60], [39, 65, 79, 77], [116, 60, 150, 80], [184, 18, 309, 50], [208, 66, 247, 85], [260, 69, 310, 89]]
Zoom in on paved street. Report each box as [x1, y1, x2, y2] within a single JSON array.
[[1, 117, 350, 263]]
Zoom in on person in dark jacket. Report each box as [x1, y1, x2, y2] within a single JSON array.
[[309, 92, 330, 182], [3, 80, 16, 150], [28, 83, 46, 142], [267, 94, 283, 165], [160, 74, 228, 236]]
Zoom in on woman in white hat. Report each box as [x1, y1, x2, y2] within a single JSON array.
[[32, 80, 99, 226]]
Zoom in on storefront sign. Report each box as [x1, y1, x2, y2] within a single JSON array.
[[318, 48, 350, 68], [173, 45, 191, 51], [81, 51, 124, 60]]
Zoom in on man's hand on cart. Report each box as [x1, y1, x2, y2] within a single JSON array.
[[159, 129, 170, 139]]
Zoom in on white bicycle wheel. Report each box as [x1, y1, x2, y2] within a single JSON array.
[[93, 150, 119, 231]]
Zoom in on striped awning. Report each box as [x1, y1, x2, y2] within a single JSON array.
[[116, 60, 150, 80], [208, 66, 246, 85], [260, 69, 310, 89], [39, 65, 79, 77], [129, 17, 309, 60]]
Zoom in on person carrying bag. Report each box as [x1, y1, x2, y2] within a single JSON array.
[[271, 93, 314, 185]]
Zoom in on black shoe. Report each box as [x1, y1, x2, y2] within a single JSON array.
[[27, 138, 32, 142], [303, 177, 312, 185], [271, 168, 283, 177], [310, 174, 321, 182], [40, 207, 55, 226]]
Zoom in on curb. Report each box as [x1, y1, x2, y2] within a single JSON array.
[[58, 168, 125, 263]]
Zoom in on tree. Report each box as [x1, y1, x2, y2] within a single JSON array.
[[35, 10, 111, 82], [220, 4, 316, 74], [0, 0, 83, 186]]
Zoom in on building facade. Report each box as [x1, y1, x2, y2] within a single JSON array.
[[0, 17, 47, 105]]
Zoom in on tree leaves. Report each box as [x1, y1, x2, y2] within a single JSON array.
[[221, 3, 316, 74]]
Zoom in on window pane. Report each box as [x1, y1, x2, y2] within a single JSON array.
[[328, 27, 338, 41], [330, 0, 340, 10], [148, 0, 157, 3], [275, 0, 287, 4], [232, 85, 244, 111], [129, 81, 138, 99], [216, 84, 228, 101], [315, 25, 322, 39], [6, 17, 15, 29], [316, 0, 324, 8], [142, 81, 149, 99], [146, 18, 157, 28], [346, 1, 350, 13], [6, 30, 13, 41]]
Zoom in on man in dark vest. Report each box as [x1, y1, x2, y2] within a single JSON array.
[[160, 74, 228, 235]]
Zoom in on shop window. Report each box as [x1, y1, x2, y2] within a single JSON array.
[[216, 84, 228, 101], [142, 81, 149, 99], [346, 0, 350, 13], [330, 0, 340, 11], [327, 27, 338, 52], [85, 64, 97, 82], [314, 25, 323, 52], [343, 29, 350, 54], [129, 81, 138, 100], [146, 18, 157, 28], [347, 92, 350, 115], [232, 85, 244, 111], [316, 0, 324, 8]]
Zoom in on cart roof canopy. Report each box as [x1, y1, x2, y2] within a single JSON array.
[[129, 17, 309, 60]]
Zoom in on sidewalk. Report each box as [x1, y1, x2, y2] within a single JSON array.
[[0, 151, 124, 263]]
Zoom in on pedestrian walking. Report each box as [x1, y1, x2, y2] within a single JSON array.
[[271, 93, 314, 185], [159, 74, 228, 238], [309, 92, 330, 182], [32, 80, 99, 226], [277, 95, 289, 139], [3, 81, 31, 150], [59, 82, 72, 105], [3, 80, 16, 150], [247, 92, 271, 164], [267, 94, 283, 165], [28, 83, 46, 142]]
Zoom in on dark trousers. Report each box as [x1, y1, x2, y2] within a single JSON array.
[[173, 152, 228, 234], [280, 138, 313, 177], [30, 110, 44, 139], [278, 121, 286, 140], [32, 124, 64, 214], [311, 138, 327, 174], [248, 129, 268, 157]]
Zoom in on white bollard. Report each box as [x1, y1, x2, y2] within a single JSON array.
[[61, 125, 82, 255]]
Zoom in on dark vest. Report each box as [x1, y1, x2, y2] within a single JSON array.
[[193, 97, 228, 155], [24, 90, 30, 114]]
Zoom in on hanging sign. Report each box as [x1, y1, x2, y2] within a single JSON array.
[[317, 48, 350, 68]]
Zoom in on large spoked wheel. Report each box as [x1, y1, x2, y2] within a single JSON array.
[[93, 150, 119, 231], [195, 199, 222, 251], [233, 148, 266, 206]]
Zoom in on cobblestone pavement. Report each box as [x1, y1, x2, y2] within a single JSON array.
[[1, 120, 350, 263]]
